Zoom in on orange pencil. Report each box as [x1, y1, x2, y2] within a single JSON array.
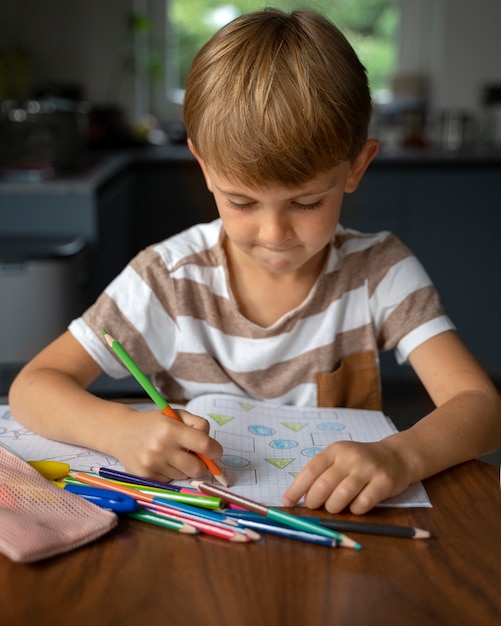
[[102, 330, 229, 487]]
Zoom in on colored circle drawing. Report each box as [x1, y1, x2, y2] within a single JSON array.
[[220, 454, 250, 468], [318, 422, 345, 431], [301, 447, 323, 458], [248, 424, 276, 436], [269, 439, 298, 449]]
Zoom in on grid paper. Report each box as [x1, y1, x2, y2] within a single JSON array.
[[0, 396, 431, 508]]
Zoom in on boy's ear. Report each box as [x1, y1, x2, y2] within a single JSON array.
[[187, 139, 214, 192], [344, 139, 379, 193]]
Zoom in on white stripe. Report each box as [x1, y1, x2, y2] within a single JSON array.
[[106, 265, 179, 371], [170, 263, 230, 298], [370, 256, 432, 333], [174, 285, 371, 372], [395, 316, 455, 363], [341, 228, 389, 254], [69, 318, 127, 377], [178, 379, 317, 405], [153, 219, 221, 268], [326, 228, 389, 272]]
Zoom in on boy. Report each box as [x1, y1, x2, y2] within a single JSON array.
[[9, 9, 501, 514]]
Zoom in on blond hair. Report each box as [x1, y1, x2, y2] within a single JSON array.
[[184, 8, 371, 188]]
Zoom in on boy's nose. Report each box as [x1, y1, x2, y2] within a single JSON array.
[[259, 213, 292, 245]]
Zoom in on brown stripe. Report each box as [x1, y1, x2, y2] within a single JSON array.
[[331, 231, 413, 299], [83, 293, 165, 376], [131, 235, 412, 340], [167, 324, 377, 401], [380, 285, 445, 350]]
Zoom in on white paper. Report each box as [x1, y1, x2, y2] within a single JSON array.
[[0, 396, 431, 508], [180, 394, 431, 507]]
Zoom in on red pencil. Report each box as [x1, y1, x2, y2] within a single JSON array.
[[71, 471, 254, 541], [142, 504, 253, 542]]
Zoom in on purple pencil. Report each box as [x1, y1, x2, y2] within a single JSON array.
[[91, 466, 205, 496]]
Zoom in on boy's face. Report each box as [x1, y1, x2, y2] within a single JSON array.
[[191, 140, 378, 277]]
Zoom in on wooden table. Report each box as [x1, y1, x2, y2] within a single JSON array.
[[1, 459, 499, 626]]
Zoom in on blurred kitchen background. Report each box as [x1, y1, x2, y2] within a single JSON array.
[[0, 0, 500, 461]]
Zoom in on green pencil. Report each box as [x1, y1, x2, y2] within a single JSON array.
[[101, 330, 229, 488], [102, 329, 167, 409], [128, 509, 199, 534]]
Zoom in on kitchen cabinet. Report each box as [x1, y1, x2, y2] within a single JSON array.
[[1, 146, 500, 390], [132, 159, 217, 254], [0, 156, 136, 303], [342, 159, 501, 381]]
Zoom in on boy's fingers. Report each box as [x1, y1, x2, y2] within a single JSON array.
[[282, 461, 329, 507], [321, 474, 370, 513], [344, 475, 398, 514]]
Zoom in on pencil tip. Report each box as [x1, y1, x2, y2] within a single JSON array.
[[215, 473, 230, 488], [102, 329, 108, 335], [340, 536, 363, 550], [232, 533, 251, 543], [102, 332, 114, 346], [413, 528, 433, 539]]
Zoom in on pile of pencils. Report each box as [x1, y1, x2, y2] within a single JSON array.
[[63, 466, 432, 548]]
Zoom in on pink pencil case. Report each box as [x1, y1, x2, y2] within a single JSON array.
[[0, 444, 117, 563]]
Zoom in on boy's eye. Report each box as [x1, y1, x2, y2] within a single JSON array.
[[225, 199, 323, 210], [227, 200, 255, 209], [292, 200, 323, 210]]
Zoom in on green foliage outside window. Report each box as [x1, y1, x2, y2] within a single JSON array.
[[168, 0, 398, 98]]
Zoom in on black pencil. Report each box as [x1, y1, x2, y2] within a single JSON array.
[[316, 518, 433, 539], [223, 509, 432, 539]]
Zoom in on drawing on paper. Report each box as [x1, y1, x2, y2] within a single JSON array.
[[0, 397, 431, 508]]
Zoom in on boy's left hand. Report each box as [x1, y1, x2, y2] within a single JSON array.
[[281, 438, 413, 514]]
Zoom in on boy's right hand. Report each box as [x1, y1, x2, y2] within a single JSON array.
[[113, 407, 223, 482]]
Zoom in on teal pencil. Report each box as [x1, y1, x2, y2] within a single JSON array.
[[234, 517, 338, 547], [191, 481, 362, 550], [128, 509, 199, 534]]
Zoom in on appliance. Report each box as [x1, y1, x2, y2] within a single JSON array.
[[0, 97, 89, 177]]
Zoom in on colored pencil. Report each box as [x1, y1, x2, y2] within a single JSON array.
[[315, 518, 433, 539], [65, 474, 220, 508], [70, 471, 183, 510], [71, 471, 246, 540], [152, 498, 240, 526], [102, 330, 229, 488], [102, 481, 221, 508], [91, 466, 209, 496], [144, 502, 260, 541], [223, 509, 433, 539], [128, 509, 199, 534], [141, 505, 252, 542], [234, 517, 337, 547], [191, 481, 362, 550]]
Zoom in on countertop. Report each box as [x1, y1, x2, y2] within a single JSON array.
[[1, 142, 501, 196]]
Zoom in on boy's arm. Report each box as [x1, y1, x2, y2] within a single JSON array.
[[283, 330, 501, 514], [392, 330, 501, 478], [8, 330, 110, 448], [8, 331, 222, 480]]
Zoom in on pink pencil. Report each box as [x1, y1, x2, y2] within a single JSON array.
[[143, 504, 252, 542]]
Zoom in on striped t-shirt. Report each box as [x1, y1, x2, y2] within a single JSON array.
[[69, 219, 454, 406]]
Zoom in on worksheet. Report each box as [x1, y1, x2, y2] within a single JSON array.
[[0, 396, 431, 508]]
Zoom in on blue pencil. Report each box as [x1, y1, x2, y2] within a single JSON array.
[[234, 518, 337, 547], [152, 498, 239, 526]]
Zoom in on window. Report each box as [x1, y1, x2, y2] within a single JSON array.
[[146, 0, 399, 121]]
